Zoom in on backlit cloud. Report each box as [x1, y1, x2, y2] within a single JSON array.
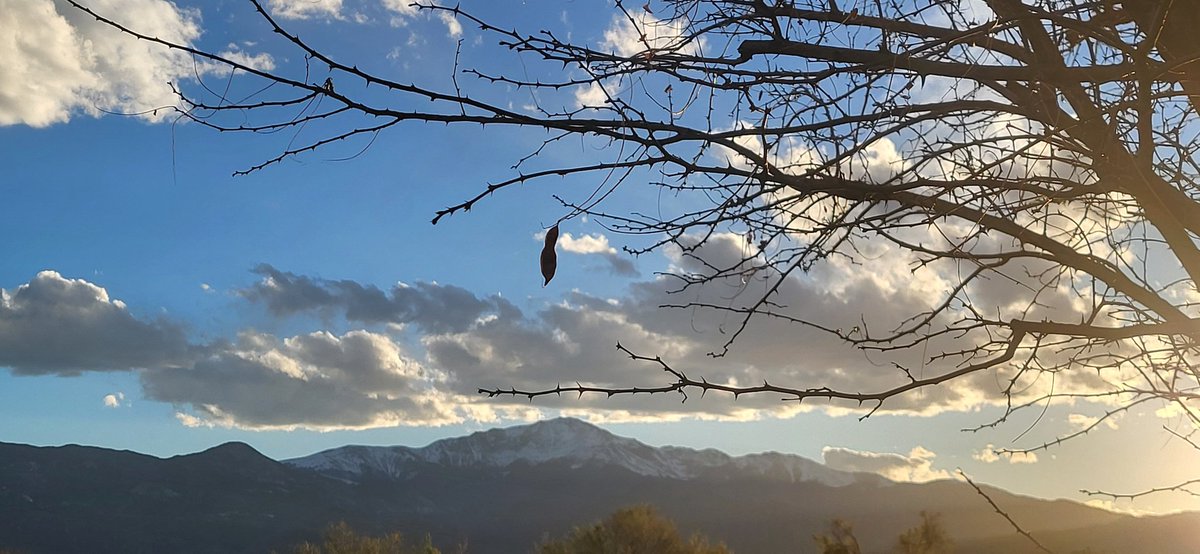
[[244, 233, 1027, 419], [973, 444, 1038, 464], [822, 445, 953, 483]]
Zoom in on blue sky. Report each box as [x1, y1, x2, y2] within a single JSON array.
[[1, 0, 1197, 516]]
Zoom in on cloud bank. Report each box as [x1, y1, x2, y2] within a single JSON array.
[[1, 226, 1122, 430], [141, 330, 489, 430]]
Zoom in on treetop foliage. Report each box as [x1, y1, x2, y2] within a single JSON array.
[[537, 504, 731, 554]]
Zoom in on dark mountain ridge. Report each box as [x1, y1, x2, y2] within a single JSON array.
[[1, 418, 1196, 553]]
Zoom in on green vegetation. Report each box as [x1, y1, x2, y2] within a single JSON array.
[[893, 512, 953, 554], [285, 522, 443, 554], [291, 506, 956, 554], [812, 519, 862, 554], [814, 511, 953, 554], [537, 505, 730, 554]]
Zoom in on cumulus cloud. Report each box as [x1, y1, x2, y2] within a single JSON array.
[[103, 392, 126, 408], [0, 0, 204, 127], [241, 264, 520, 333], [0, 270, 533, 430], [822, 445, 953, 483], [267, 0, 342, 20], [973, 444, 1038, 464], [0, 271, 193, 375], [559, 233, 616, 255]]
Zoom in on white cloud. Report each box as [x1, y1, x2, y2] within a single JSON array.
[[382, 1, 459, 38], [1068, 413, 1120, 431], [437, 11, 462, 38], [218, 49, 276, 72], [601, 11, 700, 58], [381, 0, 417, 18], [0, 0, 203, 127], [267, 0, 342, 20], [973, 444, 1038, 464], [558, 233, 617, 255], [103, 392, 126, 408], [574, 80, 612, 110], [536, 232, 638, 276], [822, 445, 953, 483]]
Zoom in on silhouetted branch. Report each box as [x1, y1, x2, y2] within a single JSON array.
[[959, 470, 1056, 554]]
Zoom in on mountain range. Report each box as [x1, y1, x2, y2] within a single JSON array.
[[1, 417, 1197, 553]]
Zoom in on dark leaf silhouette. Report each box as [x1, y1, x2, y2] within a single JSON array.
[[540, 224, 559, 286]]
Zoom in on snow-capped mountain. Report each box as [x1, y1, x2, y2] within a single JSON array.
[[285, 417, 865, 486], [6, 422, 1195, 554]]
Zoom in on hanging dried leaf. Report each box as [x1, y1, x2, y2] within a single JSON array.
[[540, 224, 559, 286]]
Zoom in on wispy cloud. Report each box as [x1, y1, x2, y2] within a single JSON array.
[[267, 0, 343, 20], [382, 0, 462, 38]]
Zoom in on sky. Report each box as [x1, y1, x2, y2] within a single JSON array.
[[1, 0, 1198, 516]]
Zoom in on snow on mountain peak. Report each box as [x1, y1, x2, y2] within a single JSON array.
[[285, 417, 863, 486]]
